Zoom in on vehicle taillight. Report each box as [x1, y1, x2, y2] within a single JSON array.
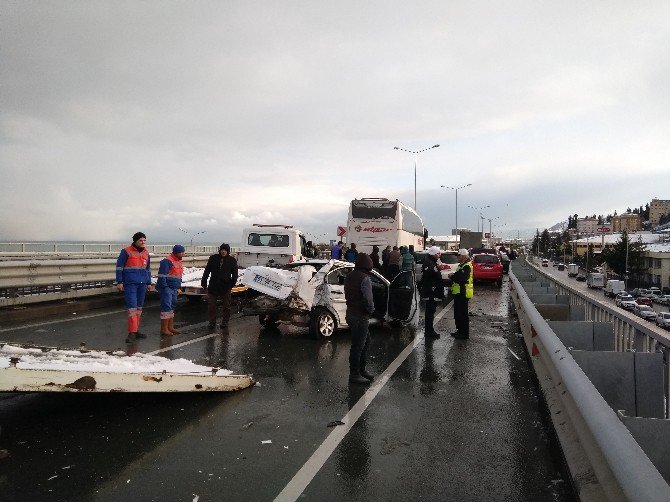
[[438, 264, 450, 270]]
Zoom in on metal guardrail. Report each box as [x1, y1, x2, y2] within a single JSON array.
[[510, 264, 670, 500], [0, 255, 211, 307], [0, 243, 223, 261]]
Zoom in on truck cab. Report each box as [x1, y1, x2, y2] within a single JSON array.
[[238, 225, 307, 268]]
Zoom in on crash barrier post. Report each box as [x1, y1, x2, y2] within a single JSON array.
[[0, 255, 211, 307], [510, 262, 670, 500]]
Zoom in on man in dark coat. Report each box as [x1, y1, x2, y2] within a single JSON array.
[[344, 253, 376, 385], [201, 243, 238, 330], [421, 246, 444, 338]]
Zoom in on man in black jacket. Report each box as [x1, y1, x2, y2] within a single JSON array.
[[201, 243, 238, 330], [421, 246, 445, 339]]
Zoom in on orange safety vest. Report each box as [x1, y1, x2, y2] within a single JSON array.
[[123, 245, 149, 270], [166, 253, 183, 277]]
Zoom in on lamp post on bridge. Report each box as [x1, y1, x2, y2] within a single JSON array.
[[441, 184, 472, 246], [393, 143, 440, 211], [178, 228, 207, 248], [468, 205, 490, 233]]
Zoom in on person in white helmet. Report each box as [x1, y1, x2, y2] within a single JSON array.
[[421, 246, 445, 338]]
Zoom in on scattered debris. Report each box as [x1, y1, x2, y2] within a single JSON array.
[[241, 422, 254, 430], [507, 348, 521, 360], [326, 420, 345, 427], [261, 440, 272, 444], [48, 475, 58, 481]]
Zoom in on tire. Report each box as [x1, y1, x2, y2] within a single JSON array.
[[309, 308, 336, 339]]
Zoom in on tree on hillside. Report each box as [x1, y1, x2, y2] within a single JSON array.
[[643, 203, 650, 220], [660, 213, 670, 226], [597, 215, 603, 224], [601, 231, 647, 282]]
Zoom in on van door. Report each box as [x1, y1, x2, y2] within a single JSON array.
[[321, 265, 351, 326], [369, 271, 389, 318], [387, 270, 418, 322]]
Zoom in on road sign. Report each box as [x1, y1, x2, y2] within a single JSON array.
[[596, 227, 611, 233], [337, 226, 346, 237]]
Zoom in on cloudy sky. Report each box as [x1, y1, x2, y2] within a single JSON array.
[[2, 1, 669, 244]]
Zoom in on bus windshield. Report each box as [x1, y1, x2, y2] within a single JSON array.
[[350, 200, 397, 220]]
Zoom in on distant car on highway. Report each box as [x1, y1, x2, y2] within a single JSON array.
[[635, 297, 653, 308], [615, 293, 636, 310], [541, 259, 549, 267], [656, 312, 670, 329], [656, 294, 670, 306], [633, 304, 657, 321]]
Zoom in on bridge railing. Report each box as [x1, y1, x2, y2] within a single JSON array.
[[510, 261, 670, 500]]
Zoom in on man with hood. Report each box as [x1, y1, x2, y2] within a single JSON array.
[[344, 253, 376, 384], [201, 243, 238, 330], [157, 244, 185, 336], [421, 246, 444, 338], [400, 245, 415, 272], [116, 232, 153, 343]]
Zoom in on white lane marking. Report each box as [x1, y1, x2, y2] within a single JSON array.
[[274, 302, 453, 502], [507, 347, 521, 360], [146, 323, 219, 355], [0, 308, 135, 333]]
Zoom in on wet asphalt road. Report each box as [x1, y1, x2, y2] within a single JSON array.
[[0, 272, 574, 501]]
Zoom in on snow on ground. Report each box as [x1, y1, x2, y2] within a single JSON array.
[[0, 344, 233, 376]]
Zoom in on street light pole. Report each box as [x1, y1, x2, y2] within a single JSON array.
[[467, 205, 490, 234], [178, 228, 207, 247], [394, 144, 440, 211], [442, 184, 472, 244]]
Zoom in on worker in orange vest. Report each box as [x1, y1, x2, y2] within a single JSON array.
[[116, 232, 153, 343], [157, 245, 185, 336]]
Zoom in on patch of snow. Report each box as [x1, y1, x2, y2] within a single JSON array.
[[0, 344, 233, 375]]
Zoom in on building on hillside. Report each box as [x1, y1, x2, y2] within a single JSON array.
[[611, 213, 642, 233], [571, 232, 663, 256], [649, 198, 670, 225], [643, 243, 670, 289], [576, 217, 598, 235]]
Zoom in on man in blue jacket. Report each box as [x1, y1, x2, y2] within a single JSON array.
[[157, 245, 185, 336], [116, 232, 153, 343]]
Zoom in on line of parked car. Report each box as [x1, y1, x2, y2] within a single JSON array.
[[614, 291, 670, 329]]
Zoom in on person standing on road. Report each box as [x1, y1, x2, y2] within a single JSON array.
[[422, 246, 444, 338], [344, 242, 358, 263], [447, 249, 473, 339], [331, 241, 344, 259], [344, 253, 376, 385], [381, 245, 391, 274], [400, 245, 415, 272], [201, 243, 238, 330], [370, 245, 381, 271], [116, 232, 153, 343], [157, 245, 185, 336], [388, 246, 401, 278]]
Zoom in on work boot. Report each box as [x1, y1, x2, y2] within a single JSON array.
[[208, 321, 216, 330], [125, 333, 135, 343], [160, 319, 172, 336], [349, 372, 371, 385], [134, 331, 147, 339], [360, 368, 375, 381], [168, 318, 180, 335], [425, 330, 440, 339]]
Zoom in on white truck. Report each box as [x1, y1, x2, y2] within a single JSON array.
[[237, 224, 308, 268], [587, 273, 605, 289], [603, 279, 625, 297], [567, 263, 579, 277]]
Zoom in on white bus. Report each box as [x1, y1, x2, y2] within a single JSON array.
[[346, 198, 427, 253]]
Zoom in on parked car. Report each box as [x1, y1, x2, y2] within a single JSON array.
[[615, 293, 636, 310], [472, 252, 503, 287], [414, 250, 458, 284], [648, 287, 662, 301], [541, 259, 549, 267], [633, 304, 657, 321], [656, 295, 670, 306], [241, 260, 419, 338], [557, 263, 565, 271], [631, 288, 651, 298], [656, 312, 670, 329]]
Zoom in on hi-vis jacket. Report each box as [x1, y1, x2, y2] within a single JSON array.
[[157, 253, 184, 289], [450, 261, 474, 299], [116, 245, 151, 285]]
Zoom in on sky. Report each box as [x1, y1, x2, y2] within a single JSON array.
[[2, 1, 669, 245]]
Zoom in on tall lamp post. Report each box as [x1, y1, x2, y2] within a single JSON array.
[[441, 184, 472, 244], [393, 144, 440, 211], [467, 205, 490, 233], [178, 228, 207, 247]]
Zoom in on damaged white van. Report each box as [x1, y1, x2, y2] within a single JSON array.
[[241, 260, 419, 338]]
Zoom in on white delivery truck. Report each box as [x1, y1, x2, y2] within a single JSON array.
[[587, 273, 605, 289], [603, 279, 625, 297], [238, 224, 307, 268], [567, 263, 579, 277]]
